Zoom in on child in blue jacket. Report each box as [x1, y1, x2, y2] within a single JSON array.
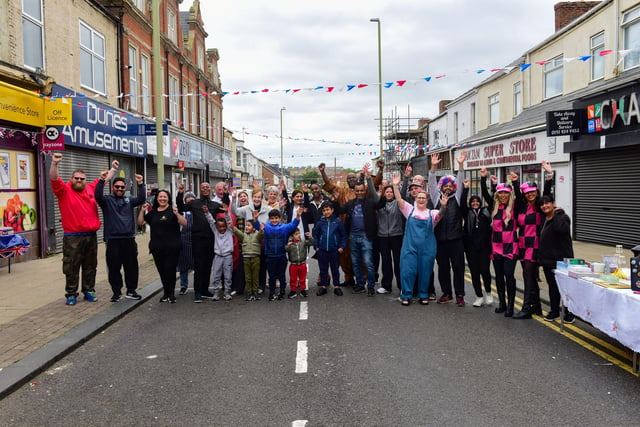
[[312, 202, 346, 296], [263, 208, 301, 300]]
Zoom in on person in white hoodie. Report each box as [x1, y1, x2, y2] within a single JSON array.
[[204, 208, 234, 301]]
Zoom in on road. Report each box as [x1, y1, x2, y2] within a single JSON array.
[[1, 261, 639, 426]]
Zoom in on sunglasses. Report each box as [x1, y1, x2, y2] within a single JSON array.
[[72, 177, 86, 181], [114, 185, 126, 189]]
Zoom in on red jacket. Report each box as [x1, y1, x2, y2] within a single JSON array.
[[51, 178, 101, 233]]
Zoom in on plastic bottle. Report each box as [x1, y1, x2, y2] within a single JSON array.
[[616, 245, 625, 268]]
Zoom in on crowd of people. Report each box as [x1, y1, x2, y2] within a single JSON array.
[[50, 152, 575, 322]]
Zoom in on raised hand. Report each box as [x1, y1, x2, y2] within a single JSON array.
[[252, 210, 260, 221], [509, 171, 519, 182], [318, 163, 326, 173], [541, 160, 553, 174], [100, 170, 108, 180], [490, 175, 498, 185], [362, 163, 371, 179], [376, 159, 384, 170], [134, 174, 143, 184], [404, 164, 413, 177], [439, 193, 449, 207], [52, 153, 63, 164], [178, 183, 185, 192], [112, 160, 119, 170], [431, 153, 441, 171], [480, 167, 487, 178], [301, 183, 308, 193], [391, 173, 401, 187], [463, 178, 470, 188], [457, 151, 467, 166]]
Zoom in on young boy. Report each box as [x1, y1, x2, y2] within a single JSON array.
[[263, 208, 301, 301], [312, 202, 346, 296], [205, 210, 234, 301], [232, 212, 264, 301], [286, 229, 314, 298]]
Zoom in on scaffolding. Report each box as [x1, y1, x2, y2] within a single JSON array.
[[380, 106, 427, 176]]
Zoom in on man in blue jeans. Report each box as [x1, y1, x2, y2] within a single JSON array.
[[337, 182, 379, 297]]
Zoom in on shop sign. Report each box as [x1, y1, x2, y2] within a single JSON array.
[[39, 126, 65, 152], [585, 90, 640, 134], [462, 137, 538, 168], [60, 99, 147, 157], [44, 98, 72, 126], [170, 132, 203, 163], [546, 110, 585, 137], [0, 81, 44, 128]]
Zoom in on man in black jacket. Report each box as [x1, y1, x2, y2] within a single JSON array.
[[177, 182, 222, 303], [336, 182, 379, 296]]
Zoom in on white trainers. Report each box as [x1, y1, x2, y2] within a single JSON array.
[[484, 293, 494, 306], [376, 287, 390, 294], [472, 297, 484, 307]]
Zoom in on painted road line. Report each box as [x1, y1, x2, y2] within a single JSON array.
[[299, 301, 308, 320], [292, 420, 308, 426], [295, 340, 308, 374]]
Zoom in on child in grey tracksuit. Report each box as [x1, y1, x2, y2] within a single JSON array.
[[206, 211, 234, 300]]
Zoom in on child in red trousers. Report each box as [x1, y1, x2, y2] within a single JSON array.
[[286, 229, 314, 298]]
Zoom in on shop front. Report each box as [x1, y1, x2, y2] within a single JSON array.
[[0, 80, 71, 261], [567, 82, 640, 248], [454, 130, 571, 214], [47, 85, 148, 253], [203, 142, 231, 186]]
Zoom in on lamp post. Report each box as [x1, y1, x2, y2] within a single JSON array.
[[152, 0, 164, 186], [370, 18, 383, 160], [280, 107, 286, 181]]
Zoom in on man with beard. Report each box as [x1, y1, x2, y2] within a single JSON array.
[[428, 151, 468, 306], [319, 160, 384, 287], [177, 182, 223, 302], [50, 153, 102, 306]]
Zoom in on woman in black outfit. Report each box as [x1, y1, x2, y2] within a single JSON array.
[[537, 195, 575, 323], [138, 190, 187, 303], [461, 178, 493, 307]]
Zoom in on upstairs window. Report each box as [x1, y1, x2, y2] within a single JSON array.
[[167, 9, 177, 44], [591, 32, 605, 80], [544, 55, 563, 99], [80, 21, 106, 94], [489, 93, 500, 125], [513, 81, 522, 117], [22, 0, 44, 71], [128, 45, 138, 110], [140, 55, 150, 114], [622, 7, 640, 69]]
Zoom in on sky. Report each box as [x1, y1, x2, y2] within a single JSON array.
[[182, 0, 564, 169]]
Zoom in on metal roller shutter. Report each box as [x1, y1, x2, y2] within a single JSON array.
[[574, 147, 640, 248], [53, 147, 109, 252]]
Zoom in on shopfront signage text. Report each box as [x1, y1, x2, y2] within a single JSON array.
[[587, 90, 640, 133], [465, 137, 537, 168], [546, 110, 584, 136]]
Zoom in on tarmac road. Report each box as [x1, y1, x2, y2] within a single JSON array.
[[1, 261, 639, 426]]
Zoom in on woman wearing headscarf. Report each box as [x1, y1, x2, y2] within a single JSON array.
[[461, 176, 493, 307]]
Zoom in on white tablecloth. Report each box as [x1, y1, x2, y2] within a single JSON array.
[[555, 271, 640, 353]]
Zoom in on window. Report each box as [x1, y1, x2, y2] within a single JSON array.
[[190, 93, 197, 134], [513, 81, 522, 116], [590, 32, 605, 80], [544, 55, 563, 99], [128, 45, 138, 110], [489, 93, 499, 125], [453, 112, 458, 144], [168, 75, 179, 123], [22, 0, 44, 71], [182, 84, 188, 128], [236, 149, 242, 167], [470, 102, 476, 134], [133, 0, 145, 12], [167, 9, 177, 44], [199, 96, 206, 137], [79, 21, 106, 94], [196, 40, 205, 70], [140, 55, 150, 114], [622, 7, 640, 69]]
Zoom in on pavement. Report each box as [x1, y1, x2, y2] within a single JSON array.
[[0, 235, 633, 399]]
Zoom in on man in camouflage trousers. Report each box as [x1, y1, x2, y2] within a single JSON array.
[[50, 153, 103, 306]]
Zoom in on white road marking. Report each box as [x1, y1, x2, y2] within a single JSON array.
[[299, 301, 308, 320], [45, 363, 73, 375], [295, 340, 308, 373], [292, 421, 308, 426]]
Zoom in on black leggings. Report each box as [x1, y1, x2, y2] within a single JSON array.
[[493, 255, 516, 307]]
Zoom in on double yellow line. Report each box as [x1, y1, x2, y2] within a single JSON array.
[[464, 273, 638, 376]]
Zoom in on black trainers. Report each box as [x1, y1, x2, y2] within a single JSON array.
[[179, 287, 188, 295], [564, 313, 576, 324], [277, 293, 285, 301], [300, 290, 308, 298], [125, 291, 142, 300], [288, 290, 298, 299], [316, 287, 328, 296], [159, 296, 170, 303], [110, 294, 121, 302], [352, 285, 366, 294], [367, 287, 375, 297], [334, 287, 344, 296], [544, 311, 560, 321], [268, 293, 277, 301]]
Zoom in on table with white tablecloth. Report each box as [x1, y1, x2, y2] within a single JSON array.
[[555, 270, 640, 373]]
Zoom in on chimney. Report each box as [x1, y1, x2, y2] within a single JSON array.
[[417, 118, 431, 128], [438, 100, 451, 114], [554, 1, 600, 31]]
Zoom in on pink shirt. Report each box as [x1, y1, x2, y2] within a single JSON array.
[[399, 202, 440, 229]]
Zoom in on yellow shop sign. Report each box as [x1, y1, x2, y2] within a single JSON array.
[[44, 97, 72, 125], [0, 81, 45, 127]]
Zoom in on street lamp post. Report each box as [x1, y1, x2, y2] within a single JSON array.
[[280, 107, 286, 181], [370, 18, 383, 160]]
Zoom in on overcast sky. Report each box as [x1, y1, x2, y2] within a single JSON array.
[[183, 0, 564, 169]]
